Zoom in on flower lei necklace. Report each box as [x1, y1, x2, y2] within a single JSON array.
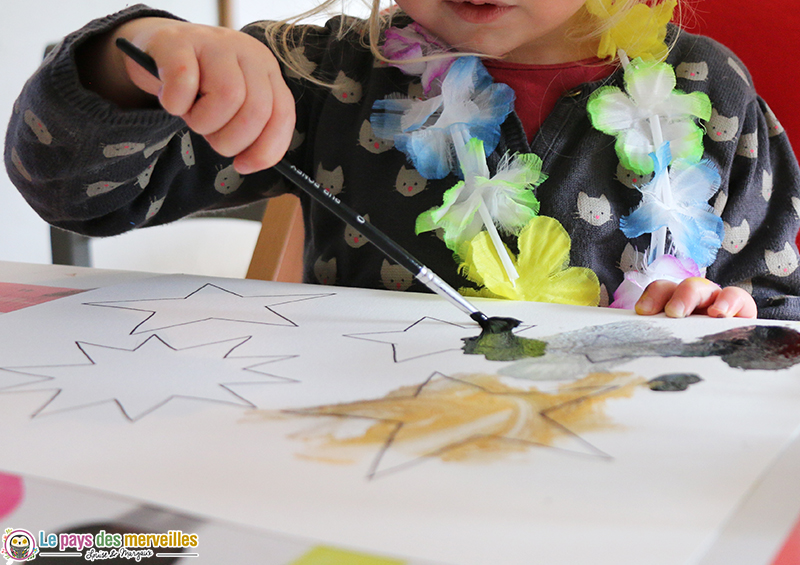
[[587, 47, 723, 307], [370, 1, 722, 308]]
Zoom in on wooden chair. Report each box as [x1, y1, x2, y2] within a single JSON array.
[[245, 193, 305, 283]]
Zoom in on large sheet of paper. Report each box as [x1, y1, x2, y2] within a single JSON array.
[[1, 274, 799, 565]]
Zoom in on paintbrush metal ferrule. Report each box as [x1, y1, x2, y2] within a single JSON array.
[[416, 266, 480, 316]]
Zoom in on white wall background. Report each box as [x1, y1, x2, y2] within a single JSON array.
[[233, 0, 371, 29], [0, 0, 370, 271], [0, 1, 215, 266]]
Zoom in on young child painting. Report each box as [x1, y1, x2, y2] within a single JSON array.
[[6, 0, 800, 319]]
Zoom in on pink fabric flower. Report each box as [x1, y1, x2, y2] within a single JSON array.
[[610, 253, 700, 309], [383, 23, 456, 96]]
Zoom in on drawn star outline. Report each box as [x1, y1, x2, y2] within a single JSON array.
[[344, 317, 535, 363], [289, 371, 631, 480], [0, 335, 297, 421], [84, 283, 334, 334]]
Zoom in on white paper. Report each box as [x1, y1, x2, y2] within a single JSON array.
[[1, 274, 799, 565]]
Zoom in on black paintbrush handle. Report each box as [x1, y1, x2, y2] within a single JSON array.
[[114, 37, 489, 326], [272, 160, 487, 322], [116, 38, 159, 77]]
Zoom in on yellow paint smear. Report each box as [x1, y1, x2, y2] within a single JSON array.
[[295, 453, 356, 465], [290, 545, 405, 565], [287, 372, 643, 463]]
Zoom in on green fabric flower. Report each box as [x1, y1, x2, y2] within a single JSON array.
[[587, 58, 711, 175], [416, 137, 544, 252]]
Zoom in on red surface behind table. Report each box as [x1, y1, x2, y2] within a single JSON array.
[[773, 512, 800, 565], [0, 282, 84, 313]]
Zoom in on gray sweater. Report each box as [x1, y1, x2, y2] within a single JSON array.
[[7, 4, 800, 318]]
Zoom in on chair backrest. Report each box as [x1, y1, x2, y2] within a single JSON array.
[[246, 193, 305, 283]]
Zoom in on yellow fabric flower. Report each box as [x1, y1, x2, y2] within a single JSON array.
[[459, 216, 601, 305], [586, 0, 678, 61]]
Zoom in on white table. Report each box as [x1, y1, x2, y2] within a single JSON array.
[[0, 260, 798, 565]]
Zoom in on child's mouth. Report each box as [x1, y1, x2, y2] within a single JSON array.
[[446, 0, 512, 24]]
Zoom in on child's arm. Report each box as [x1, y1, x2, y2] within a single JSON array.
[[635, 278, 757, 318], [5, 6, 308, 240], [77, 17, 295, 174]]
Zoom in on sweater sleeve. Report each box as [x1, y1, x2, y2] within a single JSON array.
[[4, 4, 288, 238]]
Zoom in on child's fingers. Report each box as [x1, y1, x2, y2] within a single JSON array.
[[634, 279, 678, 316], [635, 278, 758, 319], [121, 56, 164, 98], [705, 286, 758, 319], [180, 47, 247, 137], [136, 25, 293, 171], [202, 43, 284, 160], [146, 39, 202, 117], [663, 277, 721, 318], [635, 277, 722, 318], [115, 20, 294, 172], [232, 63, 297, 173]]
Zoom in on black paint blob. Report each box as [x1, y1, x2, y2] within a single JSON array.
[[463, 317, 546, 361], [678, 325, 800, 370], [647, 373, 703, 392], [480, 316, 523, 335]]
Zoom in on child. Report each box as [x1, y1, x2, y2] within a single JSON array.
[[5, 0, 800, 319]]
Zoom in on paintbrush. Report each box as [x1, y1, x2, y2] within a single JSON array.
[[114, 38, 509, 331]]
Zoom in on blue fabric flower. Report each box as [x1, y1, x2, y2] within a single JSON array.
[[371, 56, 515, 179], [619, 142, 724, 267]]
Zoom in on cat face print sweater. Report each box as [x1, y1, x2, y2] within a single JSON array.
[[6, 4, 800, 319]]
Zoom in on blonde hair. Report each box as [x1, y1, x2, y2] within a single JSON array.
[[261, 0, 395, 87], [262, 0, 685, 85]]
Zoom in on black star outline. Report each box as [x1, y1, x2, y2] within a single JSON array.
[[287, 371, 617, 480], [0, 334, 299, 422], [344, 317, 537, 363], [83, 283, 335, 334]]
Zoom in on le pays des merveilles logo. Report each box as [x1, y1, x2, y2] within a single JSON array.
[[1, 528, 38, 562], [2, 527, 201, 562]]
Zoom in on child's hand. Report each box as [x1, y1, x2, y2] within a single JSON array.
[[635, 277, 757, 318], [84, 17, 295, 174]]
